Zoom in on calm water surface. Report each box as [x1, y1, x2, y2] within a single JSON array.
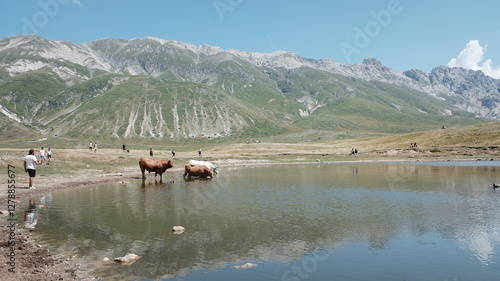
[[22, 162, 500, 280]]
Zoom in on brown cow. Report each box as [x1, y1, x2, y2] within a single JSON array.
[[184, 164, 214, 178], [139, 157, 174, 180]]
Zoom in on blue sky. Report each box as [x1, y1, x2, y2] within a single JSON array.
[[2, 0, 500, 76]]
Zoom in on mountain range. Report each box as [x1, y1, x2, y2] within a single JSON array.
[[0, 35, 498, 142]]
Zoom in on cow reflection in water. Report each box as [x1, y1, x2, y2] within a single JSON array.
[[140, 178, 174, 188]]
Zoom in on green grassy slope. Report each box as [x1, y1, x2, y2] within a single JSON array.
[[43, 76, 289, 142], [0, 36, 491, 143]]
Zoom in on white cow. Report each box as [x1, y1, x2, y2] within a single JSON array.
[[188, 160, 218, 174]]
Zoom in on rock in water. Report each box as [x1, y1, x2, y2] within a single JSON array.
[[114, 253, 140, 264], [172, 226, 185, 234], [232, 262, 258, 269]]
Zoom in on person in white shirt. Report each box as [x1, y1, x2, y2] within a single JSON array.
[[24, 149, 40, 189], [39, 147, 46, 164]]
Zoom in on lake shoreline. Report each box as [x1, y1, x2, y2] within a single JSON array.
[[5, 156, 497, 203], [1, 148, 499, 280]]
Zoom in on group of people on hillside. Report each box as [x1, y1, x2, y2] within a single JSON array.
[[350, 148, 359, 155]]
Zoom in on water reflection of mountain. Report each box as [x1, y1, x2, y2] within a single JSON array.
[[32, 163, 500, 279]]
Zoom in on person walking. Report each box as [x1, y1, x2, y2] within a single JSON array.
[[198, 148, 202, 158], [39, 147, 46, 164], [150, 148, 153, 157], [24, 149, 40, 189], [46, 148, 52, 165]]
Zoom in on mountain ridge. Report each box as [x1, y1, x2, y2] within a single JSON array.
[[0, 35, 496, 142], [3, 36, 498, 112]]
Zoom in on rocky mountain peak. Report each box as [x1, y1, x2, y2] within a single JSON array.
[[362, 57, 383, 66], [0, 35, 499, 121]]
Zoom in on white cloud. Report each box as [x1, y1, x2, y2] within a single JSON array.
[[448, 40, 500, 79]]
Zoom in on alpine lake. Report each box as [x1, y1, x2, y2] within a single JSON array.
[[18, 161, 500, 280]]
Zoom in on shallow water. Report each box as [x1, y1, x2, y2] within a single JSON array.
[[21, 162, 500, 280]]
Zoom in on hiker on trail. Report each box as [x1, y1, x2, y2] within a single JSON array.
[[24, 149, 40, 189]]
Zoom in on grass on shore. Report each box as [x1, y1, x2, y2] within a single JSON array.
[[0, 122, 498, 178]]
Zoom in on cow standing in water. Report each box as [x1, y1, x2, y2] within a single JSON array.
[[184, 164, 214, 179], [188, 159, 218, 174], [139, 157, 174, 181]]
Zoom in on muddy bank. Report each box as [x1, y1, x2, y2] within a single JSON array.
[[0, 222, 97, 281]]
